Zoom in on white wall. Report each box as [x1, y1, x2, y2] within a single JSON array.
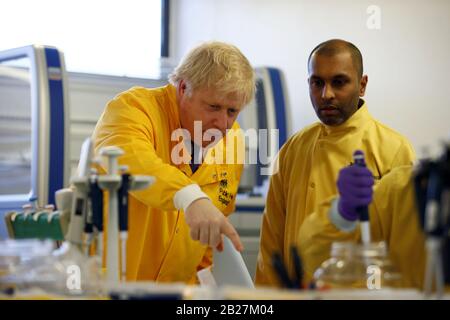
[[173, 0, 450, 157], [0, 72, 166, 178], [68, 73, 167, 175]]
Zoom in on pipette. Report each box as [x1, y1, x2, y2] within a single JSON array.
[[97, 146, 123, 283], [353, 150, 371, 245], [84, 197, 94, 255], [65, 138, 93, 249], [89, 169, 104, 259], [118, 167, 130, 282]]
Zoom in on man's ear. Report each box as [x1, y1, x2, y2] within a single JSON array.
[[178, 79, 187, 98], [359, 75, 368, 97]]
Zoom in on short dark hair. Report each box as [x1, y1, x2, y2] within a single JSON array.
[[308, 39, 363, 78]]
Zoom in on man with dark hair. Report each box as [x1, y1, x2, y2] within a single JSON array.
[[255, 39, 416, 287], [308, 39, 363, 78], [307, 39, 366, 127]]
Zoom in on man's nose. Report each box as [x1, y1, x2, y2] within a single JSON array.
[[321, 84, 335, 100], [213, 110, 229, 133]]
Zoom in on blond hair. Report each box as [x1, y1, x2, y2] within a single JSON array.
[[169, 41, 255, 107]]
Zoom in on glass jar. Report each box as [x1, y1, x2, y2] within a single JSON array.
[[313, 241, 402, 290]]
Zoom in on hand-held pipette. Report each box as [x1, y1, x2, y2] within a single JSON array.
[[353, 150, 371, 245]]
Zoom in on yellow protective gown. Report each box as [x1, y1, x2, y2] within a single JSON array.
[[92, 84, 244, 283], [255, 101, 416, 287], [298, 165, 426, 289]]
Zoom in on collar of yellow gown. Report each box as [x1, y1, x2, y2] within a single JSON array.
[[323, 100, 371, 135], [166, 84, 181, 128]]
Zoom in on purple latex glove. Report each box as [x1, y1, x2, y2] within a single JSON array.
[[337, 163, 374, 221]]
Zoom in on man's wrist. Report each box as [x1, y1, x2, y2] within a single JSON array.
[[173, 184, 210, 212], [338, 200, 358, 222], [329, 197, 358, 232]]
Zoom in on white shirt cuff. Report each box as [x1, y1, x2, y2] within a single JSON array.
[[173, 184, 210, 212], [329, 197, 358, 232]]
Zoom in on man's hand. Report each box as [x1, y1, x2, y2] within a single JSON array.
[[184, 198, 244, 252], [337, 164, 374, 221]]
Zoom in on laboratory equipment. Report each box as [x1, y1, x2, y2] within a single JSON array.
[[0, 238, 102, 296], [96, 146, 155, 283], [65, 138, 93, 248], [89, 167, 104, 258], [0, 45, 70, 239], [413, 142, 450, 298], [314, 241, 402, 290], [232, 67, 290, 279], [118, 167, 130, 282], [4, 208, 67, 241], [4, 189, 71, 241], [97, 147, 123, 283], [236, 67, 290, 195], [353, 150, 371, 244]]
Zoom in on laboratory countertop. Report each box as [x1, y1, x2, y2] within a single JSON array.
[[2, 282, 447, 300]]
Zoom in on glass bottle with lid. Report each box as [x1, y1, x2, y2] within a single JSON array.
[[313, 241, 402, 290]]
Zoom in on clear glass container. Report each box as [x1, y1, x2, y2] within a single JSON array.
[[0, 239, 104, 297], [314, 241, 402, 290]]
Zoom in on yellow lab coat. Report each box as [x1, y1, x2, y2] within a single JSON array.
[[299, 165, 426, 289], [92, 84, 243, 283], [255, 102, 415, 287]]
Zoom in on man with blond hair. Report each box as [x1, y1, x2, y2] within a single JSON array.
[[92, 41, 255, 282]]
